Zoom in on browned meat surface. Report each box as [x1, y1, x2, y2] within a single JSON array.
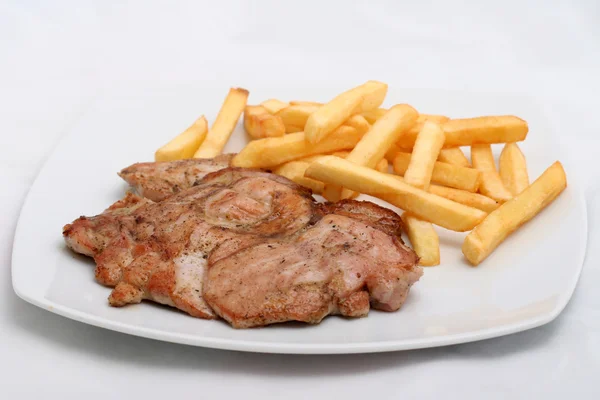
[[118, 154, 233, 201], [64, 167, 421, 328]]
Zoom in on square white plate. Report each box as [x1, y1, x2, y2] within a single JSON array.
[[12, 84, 587, 354]]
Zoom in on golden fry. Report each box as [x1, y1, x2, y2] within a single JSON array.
[[260, 99, 289, 114], [401, 212, 440, 266], [499, 142, 529, 196], [276, 104, 320, 131], [385, 142, 402, 161], [155, 116, 208, 162], [298, 151, 349, 163], [305, 81, 388, 144], [324, 104, 418, 201], [361, 108, 387, 124], [438, 147, 470, 167], [194, 88, 249, 158], [463, 161, 567, 265], [471, 144, 513, 202], [305, 156, 487, 231], [428, 184, 498, 213], [375, 158, 389, 173], [289, 101, 323, 107], [394, 152, 481, 192], [403, 121, 445, 190], [396, 115, 450, 149], [273, 161, 324, 194], [243, 105, 285, 139], [397, 115, 528, 149], [343, 114, 371, 135], [232, 125, 362, 168]]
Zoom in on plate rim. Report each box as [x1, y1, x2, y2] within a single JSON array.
[[11, 87, 589, 354]]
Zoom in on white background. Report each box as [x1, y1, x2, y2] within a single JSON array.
[[1, 1, 599, 398]]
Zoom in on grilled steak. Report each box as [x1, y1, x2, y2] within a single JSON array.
[[64, 167, 421, 328]]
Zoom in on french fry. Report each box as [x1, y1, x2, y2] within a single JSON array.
[[155, 116, 208, 162], [260, 99, 289, 114], [331, 151, 351, 158], [401, 212, 440, 266], [277, 105, 370, 135], [395, 115, 450, 149], [363, 110, 447, 126], [407, 114, 450, 135], [343, 114, 371, 134], [375, 158, 389, 173], [305, 80, 388, 144], [499, 142, 529, 195], [298, 151, 349, 164], [276, 104, 320, 132], [403, 121, 445, 190], [273, 161, 324, 194], [194, 88, 249, 158], [243, 105, 285, 139], [305, 156, 487, 231], [463, 161, 567, 265], [361, 108, 387, 124], [428, 184, 498, 213], [393, 152, 481, 192], [232, 125, 362, 168], [289, 101, 323, 107], [396, 115, 528, 149], [323, 104, 418, 201], [285, 125, 304, 133], [471, 144, 513, 202], [385, 142, 403, 161], [438, 147, 470, 167]]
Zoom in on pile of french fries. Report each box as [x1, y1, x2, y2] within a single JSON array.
[[154, 81, 567, 267]]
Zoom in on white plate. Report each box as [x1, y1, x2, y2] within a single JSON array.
[[12, 84, 587, 354]]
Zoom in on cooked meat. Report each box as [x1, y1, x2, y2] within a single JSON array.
[[118, 154, 233, 201], [64, 167, 421, 328]]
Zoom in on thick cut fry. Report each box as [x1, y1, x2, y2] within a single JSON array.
[[232, 125, 362, 169], [343, 114, 371, 134], [363, 110, 447, 126], [305, 80, 388, 144], [395, 115, 450, 149], [324, 104, 419, 201], [305, 156, 487, 231], [394, 152, 481, 192], [403, 121, 446, 190], [155, 116, 208, 161], [298, 151, 349, 163], [361, 108, 387, 124], [289, 101, 323, 107], [243, 105, 285, 139], [194, 88, 249, 158], [499, 142, 529, 196], [285, 125, 304, 133], [397, 116, 528, 149], [273, 161, 324, 194], [438, 147, 470, 167], [276, 104, 320, 131], [407, 114, 450, 135], [260, 99, 289, 114], [278, 105, 370, 135], [385, 142, 403, 161], [401, 213, 440, 266], [463, 161, 567, 265], [375, 158, 389, 173], [428, 184, 498, 213], [471, 144, 513, 203]]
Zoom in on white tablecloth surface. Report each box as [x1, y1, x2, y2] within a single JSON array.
[[1, 1, 599, 398]]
